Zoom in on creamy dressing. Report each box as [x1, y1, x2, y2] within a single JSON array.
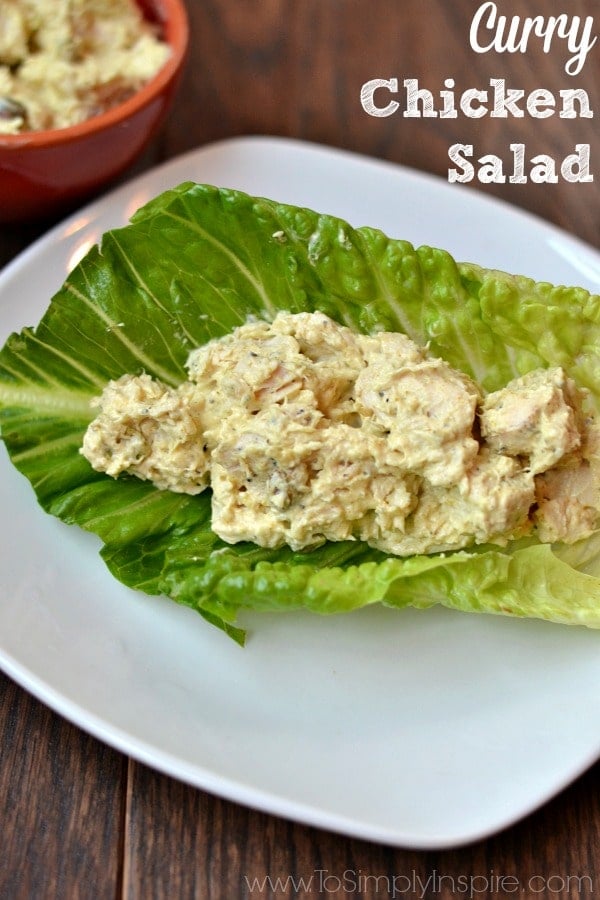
[[81, 311, 600, 555]]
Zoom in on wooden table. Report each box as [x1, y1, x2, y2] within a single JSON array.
[[1, 1, 599, 896]]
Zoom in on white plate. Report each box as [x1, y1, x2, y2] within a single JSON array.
[[1, 136, 600, 850]]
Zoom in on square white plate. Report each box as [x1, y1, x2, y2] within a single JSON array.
[[1, 136, 600, 849]]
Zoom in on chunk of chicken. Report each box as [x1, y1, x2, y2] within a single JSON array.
[[81, 374, 210, 494], [187, 311, 364, 433], [535, 463, 600, 543], [367, 450, 535, 556], [480, 367, 582, 474], [355, 343, 480, 486], [271, 310, 365, 421]]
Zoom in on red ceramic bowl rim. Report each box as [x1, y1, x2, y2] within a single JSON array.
[[0, 0, 189, 150]]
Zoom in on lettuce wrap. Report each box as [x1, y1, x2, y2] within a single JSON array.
[[1, 182, 600, 644]]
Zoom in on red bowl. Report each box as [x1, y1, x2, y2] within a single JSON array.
[[0, 0, 189, 223]]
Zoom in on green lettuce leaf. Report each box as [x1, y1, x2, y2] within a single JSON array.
[[2, 182, 600, 644]]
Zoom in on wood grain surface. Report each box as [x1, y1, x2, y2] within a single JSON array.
[[1, 1, 599, 897]]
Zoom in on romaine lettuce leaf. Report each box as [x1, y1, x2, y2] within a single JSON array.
[[1, 183, 600, 644]]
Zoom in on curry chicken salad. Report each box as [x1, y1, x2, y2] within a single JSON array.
[[81, 311, 600, 557], [0, 0, 170, 133]]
